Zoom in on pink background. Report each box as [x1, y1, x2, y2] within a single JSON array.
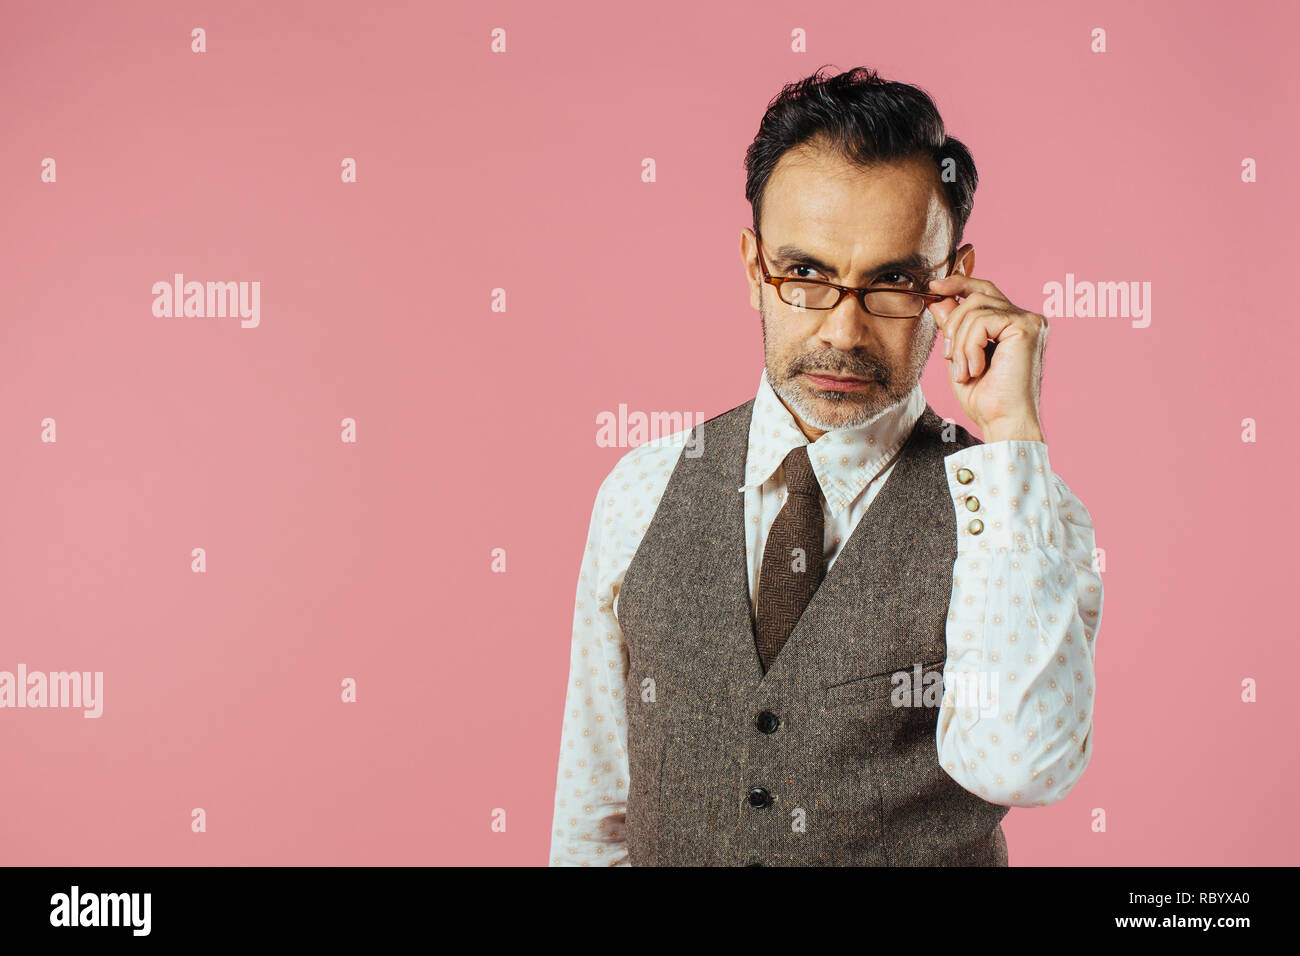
[[2, 0, 1297, 866]]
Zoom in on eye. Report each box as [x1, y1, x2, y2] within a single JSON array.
[[874, 271, 918, 288], [789, 264, 822, 280]]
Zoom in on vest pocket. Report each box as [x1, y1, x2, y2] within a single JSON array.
[[824, 658, 946, 705]]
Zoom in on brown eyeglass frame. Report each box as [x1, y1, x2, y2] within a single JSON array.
[[753, 228, 958, 318]]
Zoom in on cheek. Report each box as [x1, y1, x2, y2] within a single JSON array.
[[885, 321, 929, 353], [760, 311, 787, 347], [768, 324, 811, 366]]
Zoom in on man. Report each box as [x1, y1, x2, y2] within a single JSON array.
[[548, 65, 1103, 866]]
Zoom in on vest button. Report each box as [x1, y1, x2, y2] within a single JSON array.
[[747, 786, 773, 809], [754, 710, 780, 734], [964, 495, 980, 512], [956, 467, 974, 484], [968, 518, 984, 535], [746, 860, 764, 867]]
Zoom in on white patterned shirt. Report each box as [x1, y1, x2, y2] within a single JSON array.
[[549, 368, 1103, 865]]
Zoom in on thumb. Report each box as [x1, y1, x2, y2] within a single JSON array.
[[928, 294, 958, 330]]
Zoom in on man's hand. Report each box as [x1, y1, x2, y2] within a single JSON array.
[[927, 274, 1048, 443]]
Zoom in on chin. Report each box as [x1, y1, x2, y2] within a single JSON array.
[[799, 396, 866, 427]]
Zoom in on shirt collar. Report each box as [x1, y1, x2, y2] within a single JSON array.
[[739, 367, 926, 516]]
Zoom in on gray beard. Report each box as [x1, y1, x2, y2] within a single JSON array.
[[760, 297, 937, 432]]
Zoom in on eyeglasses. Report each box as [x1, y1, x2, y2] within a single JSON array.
[[753, 228, 957, 318]]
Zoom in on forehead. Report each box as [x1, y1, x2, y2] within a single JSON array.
[[761, 143, 951, 256]]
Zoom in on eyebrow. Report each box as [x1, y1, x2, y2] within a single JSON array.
[[771, 244, 936, 280]]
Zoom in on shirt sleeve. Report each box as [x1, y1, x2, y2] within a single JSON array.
[[934, 439, 1103, 807], [547, 469, 635, 866]]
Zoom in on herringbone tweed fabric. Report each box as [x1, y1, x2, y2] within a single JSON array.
[[754, 445, 825, 673]]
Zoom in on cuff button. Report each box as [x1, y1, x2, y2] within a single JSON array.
[[956, 467, 974, 484]]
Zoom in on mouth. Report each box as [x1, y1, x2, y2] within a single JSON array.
[[801, 370, 875, 392]]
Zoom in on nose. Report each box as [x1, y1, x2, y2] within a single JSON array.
[[814, 295, 874, 352]]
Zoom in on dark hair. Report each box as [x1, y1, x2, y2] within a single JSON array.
[[744, 65, 977, 251]]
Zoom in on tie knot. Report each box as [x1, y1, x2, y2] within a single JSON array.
[[781, 445, 821, 498]]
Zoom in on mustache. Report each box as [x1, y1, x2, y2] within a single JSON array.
[[790, 355, 887, 380]]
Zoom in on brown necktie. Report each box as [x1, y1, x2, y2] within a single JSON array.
[[754, 445, 826, 674]]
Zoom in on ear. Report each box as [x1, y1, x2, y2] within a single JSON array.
[[952, 243, 975, 278], [741, 228, 762, 310]]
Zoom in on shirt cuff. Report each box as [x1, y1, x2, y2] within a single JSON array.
[[944, 440, 1060, 552]]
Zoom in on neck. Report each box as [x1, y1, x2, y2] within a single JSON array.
[[772, 390, 827, 442]]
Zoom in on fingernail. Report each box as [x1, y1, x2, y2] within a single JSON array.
[[943, 337, 951, 358], [951, 360, 959, 381]]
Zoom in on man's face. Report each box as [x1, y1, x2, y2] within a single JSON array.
[[743, 143, 963, 438]]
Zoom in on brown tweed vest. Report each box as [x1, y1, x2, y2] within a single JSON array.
[[616, 397, 1010, 866]]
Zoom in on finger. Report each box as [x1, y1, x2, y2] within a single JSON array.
[[943, 295, 1018, 380], [929, 297, 959, 357], [942, 292, 1002, 361], [964, 312, 991, 381], [948, 304, 992, 383], [928, 274, 1011, 307], [961, 310, 1016, 381], [929, 294, 958, 330], [952, 291, 1006, 313], [945, 302, 973, 381], [929, 288, 1002, 343]]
